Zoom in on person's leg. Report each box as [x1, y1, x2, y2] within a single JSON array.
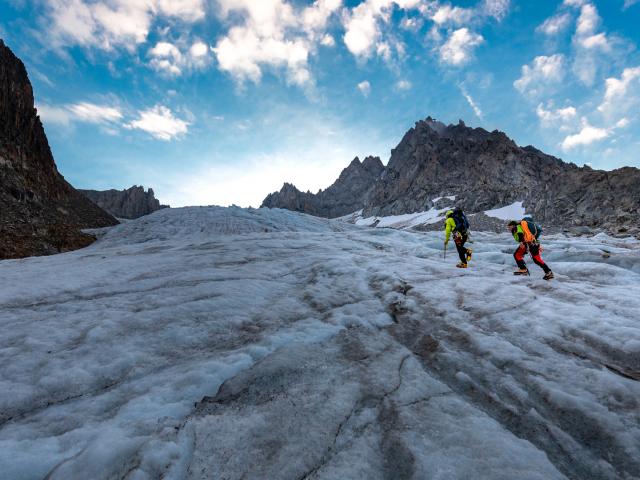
[[514, 243, 528, 270], [529, 244, 551, 274], [455, 234, 467, 264], [462, 233, 472, 261]]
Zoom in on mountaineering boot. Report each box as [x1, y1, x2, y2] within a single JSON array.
[[466, 249, 473, 262], [456, 262, 468, 268], [543, 271, 554, 281], [513, 268, 529, 276]]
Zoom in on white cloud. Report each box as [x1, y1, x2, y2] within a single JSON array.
[[343, 0, 390, 59], [482, 0, 510, 21], [150, 42, 182, 59], [431, 5, 474, 26], [190, 42, 208, 58], [155, 0, 206, 23], [536, 13, 571, 36], [536, 103, 577, 130], [400, 17, 422, 32], [428, 0, 509, 26], [68, 102, 123, 123], [514, 54, 565, 96], [395, 79, 412, 91], [439, 28, 484, 66], [44, 0, 205, 51], [560, 116, 629, 151], [320, 34, 336, 47], [302, 0, 342, 33], [36, 104, 73, 126], [357, 80, 371, 97], [566, 2, 612, 86], [149, 42, 183, 75], [580, 33, 609, 50], [213, 0, 341, 88], [342, 0, 422, 62], [125, 105, 190, 141], [561, 123, 609, 150], [148, 40, 212, 76], [616, 117, 629, 128], [598, 66, 640, 116], [460, 86, 483, 119], [624, 0, 640, 9], [37, 101, 122, 126], [575, 3, 598, 36]]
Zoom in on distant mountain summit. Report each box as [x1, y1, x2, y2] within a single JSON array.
[[0, 39, 118, 259], [262, 155, 384, 218], [263, 117, 640, 235], [79, 186, 169, 219]]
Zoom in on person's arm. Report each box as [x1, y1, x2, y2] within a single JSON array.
[[515, 226, 525, 243]]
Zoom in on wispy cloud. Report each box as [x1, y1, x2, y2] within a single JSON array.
[[395, 79, 412, 91], [37, 101, 122, 125], [357, 80, 371, 97], [514, 54, 565, 96], [598, 66, 640, 117], [68, 102, 123, 123], [124, 105, 190, 141], [43, 0, 206, 51], [148, 40, 212, 76], [536, 12, 572, 36], [460, 86, 483, 119]]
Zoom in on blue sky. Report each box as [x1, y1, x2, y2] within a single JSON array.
[[1, 0, 639, 207]]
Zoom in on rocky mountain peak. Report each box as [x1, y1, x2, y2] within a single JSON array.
[[361, 155, 384, 171], [263, 115, 640, 235], [261, 154, 384, 218], [1, 40, 118, 259], [79, 185, 169, 219]]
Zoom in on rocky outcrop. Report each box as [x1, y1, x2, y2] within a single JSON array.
[[263, 117, 640, 234], [0, 39, 118, 259], [79, 186, 168, 219], [364, 118, 640, 234], [262, 156, 384, 218]]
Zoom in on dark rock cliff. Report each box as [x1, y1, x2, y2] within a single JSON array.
[[0, 39, 118, 259], [262, 117, 640, 234], [79, 186, 168, 219], [364, 118, 639, 233], [262, 156, 384, 218]]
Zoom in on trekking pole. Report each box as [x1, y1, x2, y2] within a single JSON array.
[[444, 243, 447, 260]]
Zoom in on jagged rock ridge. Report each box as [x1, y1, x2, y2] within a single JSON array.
[[262, 155, 384, 218], [263, 117, 640, 234], [0, 39, 118, 259], [79, 185, 169, 219], [365, 118, 640, 233]]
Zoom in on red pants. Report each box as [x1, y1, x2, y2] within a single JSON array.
[[514, 243, 551, 273]]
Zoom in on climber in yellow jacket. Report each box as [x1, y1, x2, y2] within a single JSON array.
[[444, 208, 472, 268]]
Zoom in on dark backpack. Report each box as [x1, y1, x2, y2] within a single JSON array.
[[522, 216, 542, 239], [451, 208, 469, 233]]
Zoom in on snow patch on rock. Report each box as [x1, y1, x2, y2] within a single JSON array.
[[484, 201, 528, 221]]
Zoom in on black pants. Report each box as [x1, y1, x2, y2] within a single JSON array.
[[454, 232, 470, 263]]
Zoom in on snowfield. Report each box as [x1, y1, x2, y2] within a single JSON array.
[[1, 206, 639, 480]]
